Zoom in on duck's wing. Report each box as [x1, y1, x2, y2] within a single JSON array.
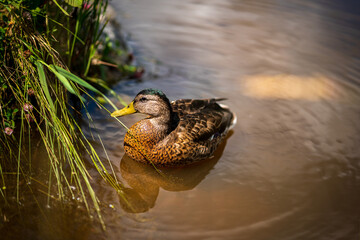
[[154, 101, 233, 165], [171, 98, 226, 117], [151, 99, 235, 165], [171, 99, 234, 142], [179, 109, 232, 143]]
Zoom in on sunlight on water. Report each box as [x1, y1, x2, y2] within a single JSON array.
[[242, 74, 339, 100]]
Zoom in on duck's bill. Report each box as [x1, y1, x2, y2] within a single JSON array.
[[111, 101, 136, 117]]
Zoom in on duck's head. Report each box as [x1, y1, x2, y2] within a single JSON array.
[[111, 89, 171, 118]]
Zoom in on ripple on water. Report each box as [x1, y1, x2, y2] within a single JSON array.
[[80, 0, 360, 239]]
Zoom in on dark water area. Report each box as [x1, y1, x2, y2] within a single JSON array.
[[2, 0, 360, 239]]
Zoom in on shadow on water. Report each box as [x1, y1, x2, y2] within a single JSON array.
[[118, 134, 231, 213]]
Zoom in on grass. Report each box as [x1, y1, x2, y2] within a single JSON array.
[[0, 0, 135, 229]]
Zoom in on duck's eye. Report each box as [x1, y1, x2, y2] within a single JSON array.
[[139, 97, 147, 102]]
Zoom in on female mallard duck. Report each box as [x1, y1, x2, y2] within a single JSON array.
[[111, 89, 236, 166]]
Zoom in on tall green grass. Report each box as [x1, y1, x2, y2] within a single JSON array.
[[0, 0, 128, 228]]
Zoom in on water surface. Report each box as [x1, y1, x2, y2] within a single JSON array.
[[88, 0, 360, 239]]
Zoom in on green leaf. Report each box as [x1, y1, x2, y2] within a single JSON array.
[[36, 61, 55, 112], [39, 61, 85, 102], [12, 109, 19, 117], [52, 0, 70, 16], [50, 68, 76, 95], [5, 110, 11, 120], [53, 66, 100, 93], [53, 66, 118, 110], [50, 66, 86, 102], [84, 44, 95, 77], [65, 0, 83, 8]]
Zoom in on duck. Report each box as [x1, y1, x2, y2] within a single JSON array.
[[111, 89, 236, 166]]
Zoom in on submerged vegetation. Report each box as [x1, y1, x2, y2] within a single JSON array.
[[0, 0, 139, 228]]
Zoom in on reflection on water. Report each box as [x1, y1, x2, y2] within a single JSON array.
[[242, 74, 339, 100], [119, 138, 227, 213]]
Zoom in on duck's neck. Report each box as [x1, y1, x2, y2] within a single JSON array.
[[149, 111, 172, 136]]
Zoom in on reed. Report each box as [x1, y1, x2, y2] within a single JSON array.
[[0, 0, 129, 228]]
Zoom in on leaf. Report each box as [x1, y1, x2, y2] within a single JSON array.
[[50, 68, 76, 95], [84, 44, 95, 77], [12, 109, 19, 117], [65, 0, 83, 8], [52, 0, 70, 16], [49, 66, 86, 102], [39, 61, 85, 102], [53, 66, 99, 94], [5, 110, 11, 120], [36, 61, 55, 112], [53, 66, 118, 110]]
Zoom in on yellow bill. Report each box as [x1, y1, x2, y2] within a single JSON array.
[[111, 101, 136, 117]]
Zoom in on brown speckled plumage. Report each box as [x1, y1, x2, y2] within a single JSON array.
[[114, 89, 236, 166]]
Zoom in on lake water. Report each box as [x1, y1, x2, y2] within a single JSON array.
[[81, 0, 360, 239], [85, 0, 360, 239], [3, 0, 360, 239]]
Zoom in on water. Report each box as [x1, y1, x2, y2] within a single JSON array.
[[3, 0, 360, 239], [85, 0, 360, 239]]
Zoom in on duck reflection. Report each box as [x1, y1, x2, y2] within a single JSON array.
[[118, 135, 230, 213]]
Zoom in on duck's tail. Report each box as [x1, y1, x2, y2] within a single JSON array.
[[214, 98, 227, 102], [218, 103, 237, 131]]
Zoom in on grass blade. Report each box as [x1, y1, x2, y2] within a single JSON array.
[[65, 0, 83, 8], [52, 0, 70, 16], [36, 61, 55, 112], [39, 61, 85, 102], [54, 66, 100, 94], [54, 66, 118, 110]]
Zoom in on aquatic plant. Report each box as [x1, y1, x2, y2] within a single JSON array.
[[0, 0, 129, 228]]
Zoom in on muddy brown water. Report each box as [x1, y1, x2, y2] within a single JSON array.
[[3, 0, 360, 239], [85, 0, 360, 239]]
